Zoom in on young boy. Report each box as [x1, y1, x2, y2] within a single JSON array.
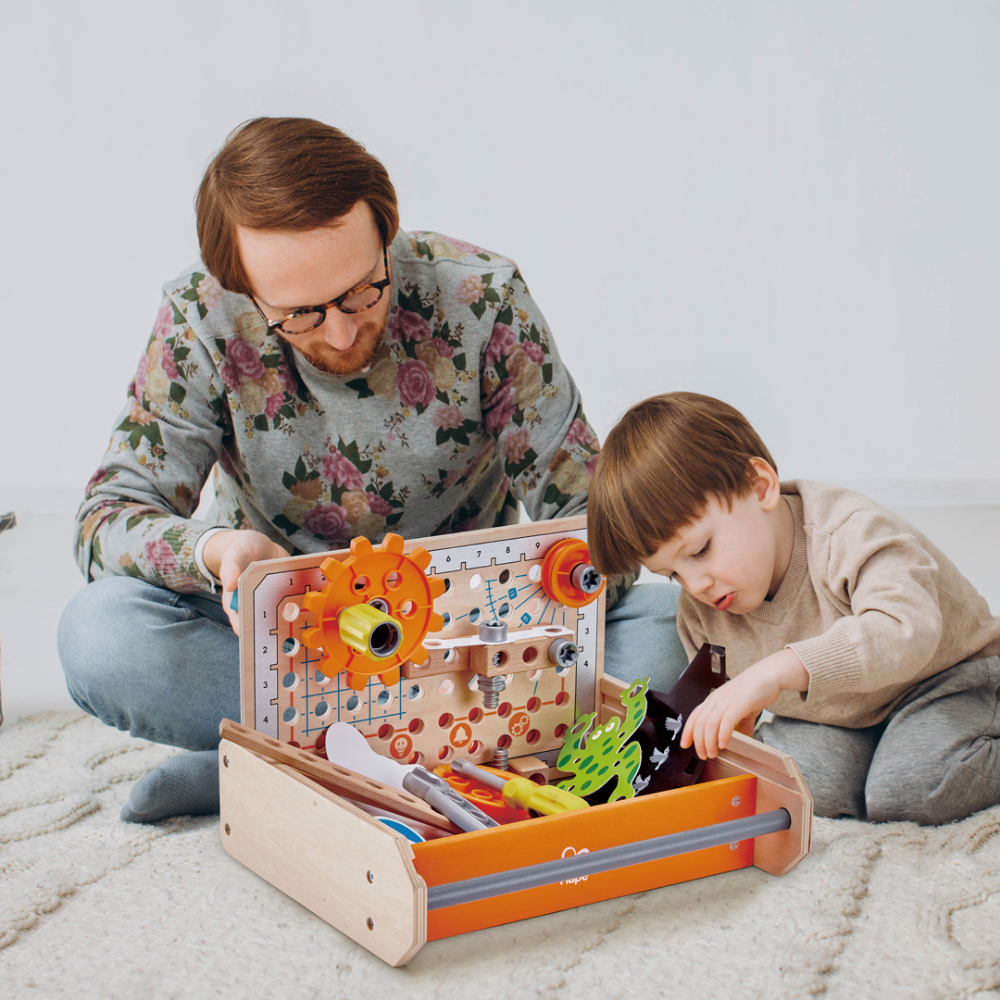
[[587, 391, 1000, 825]]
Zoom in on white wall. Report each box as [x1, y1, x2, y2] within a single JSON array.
[[4, 1, 999, 501]]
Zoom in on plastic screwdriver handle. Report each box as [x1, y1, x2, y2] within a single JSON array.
[[450, 758, 513, 791], [451, 758, 589, 816]]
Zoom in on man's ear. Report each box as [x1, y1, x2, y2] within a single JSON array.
[[748, 457, 781, 510]]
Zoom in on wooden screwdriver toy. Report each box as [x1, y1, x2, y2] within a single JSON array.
[[451, 758, 589, 816]]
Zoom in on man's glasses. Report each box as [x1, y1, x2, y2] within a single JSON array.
[[253, 244, 390, 335]]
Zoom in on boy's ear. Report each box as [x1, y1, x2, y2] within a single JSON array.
[[748, 457, 781, 510]]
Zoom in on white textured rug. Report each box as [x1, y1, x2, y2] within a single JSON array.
[[3, 711, 1000, 1000]]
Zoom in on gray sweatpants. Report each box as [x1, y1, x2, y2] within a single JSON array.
[[755, 655, 1000, 825]]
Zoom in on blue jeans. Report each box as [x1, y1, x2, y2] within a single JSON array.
[[58, 577, 688, 753]]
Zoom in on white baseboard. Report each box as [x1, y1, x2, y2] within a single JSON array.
[[2, 479, 1000, 518]]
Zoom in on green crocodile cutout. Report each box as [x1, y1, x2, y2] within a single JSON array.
[[556, 677, 649, 802]]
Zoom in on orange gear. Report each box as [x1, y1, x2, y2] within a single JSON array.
[[300, 533, 446, 691], [540, 537, 605, 608]]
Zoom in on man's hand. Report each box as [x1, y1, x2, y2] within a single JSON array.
[[680, 647, 810, 759], [204, 530, 289, 631]]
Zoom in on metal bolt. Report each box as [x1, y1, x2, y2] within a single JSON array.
[[570, 563, 603, 594], [729, 842, 740, 851], [367, 917, 375, 930], [548, 638, 580, 668], [479, 619, 507, 643], [731, 796, 741, 807], [367, 870, 375, 883], [223, 755, 229, 768], [477, 674, 506, 709], [492, 746, 509, 770]]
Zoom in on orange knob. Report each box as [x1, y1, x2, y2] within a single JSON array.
[[540, 538, 605, 608]]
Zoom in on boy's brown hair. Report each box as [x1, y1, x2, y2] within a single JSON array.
[[588, 392, 778, 576], [196, 117, 399, 295]]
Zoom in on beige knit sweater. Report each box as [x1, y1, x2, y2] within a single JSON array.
[[676, 481, 1000, 728]]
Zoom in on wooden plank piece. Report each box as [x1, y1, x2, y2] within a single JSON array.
[[219, 718, 460, 834], [600, 675, 629, 700], [506, 755, 550, 784], [219, 740, 427, 967], [406, 625, 574, 678], [469, 626, 574, 677]]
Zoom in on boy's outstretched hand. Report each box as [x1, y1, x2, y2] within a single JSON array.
[[680, 647, 810, 759]]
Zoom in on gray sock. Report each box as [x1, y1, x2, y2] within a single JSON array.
[[120, 749, 220, 824]]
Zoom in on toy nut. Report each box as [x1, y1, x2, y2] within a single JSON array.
[[540, 538, 606, 608], [548, 638, 579, 668], [570, 563, 602, 595], [338, 604, 403, 660], [478, 619, 508, 644]]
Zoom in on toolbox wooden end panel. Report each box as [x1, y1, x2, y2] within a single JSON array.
[[705, 732, 812, 875], [219, 740, 427, 967]]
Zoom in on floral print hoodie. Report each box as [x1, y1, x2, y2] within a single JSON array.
[[76, 230, 630, 603]]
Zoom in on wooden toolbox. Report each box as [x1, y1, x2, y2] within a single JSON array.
[[219, 517, 812, 967]]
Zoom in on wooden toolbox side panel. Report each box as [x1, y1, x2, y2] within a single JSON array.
[[413, 773, 757, 941], [219, 740, 427, 967], [706, 732, 813, 875]]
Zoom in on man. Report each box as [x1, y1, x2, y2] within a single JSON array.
[[59, 118, 686, 823]]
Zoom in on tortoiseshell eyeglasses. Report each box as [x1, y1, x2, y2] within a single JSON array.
[[252, 243, 390, 335]]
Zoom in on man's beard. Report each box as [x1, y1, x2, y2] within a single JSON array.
[[297, 315, 387, 376]]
